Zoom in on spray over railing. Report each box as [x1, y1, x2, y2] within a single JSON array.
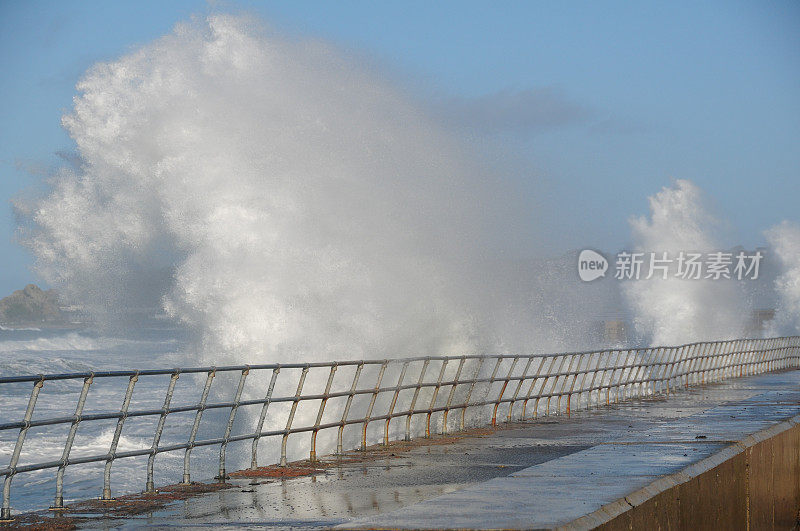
[[1, 336, 799, 520]]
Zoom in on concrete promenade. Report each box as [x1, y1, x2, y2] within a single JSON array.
[[54, 369, 800, 529]]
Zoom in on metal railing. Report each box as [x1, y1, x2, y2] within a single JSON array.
[[1, 335, 798, 520]]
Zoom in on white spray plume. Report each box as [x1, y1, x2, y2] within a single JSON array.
[[623, 179, 748, 345], [18, 14, 604, 366], [765, 221, 800, 334]]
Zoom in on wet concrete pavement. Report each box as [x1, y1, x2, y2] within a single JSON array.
[[69, 370, 800, 529]]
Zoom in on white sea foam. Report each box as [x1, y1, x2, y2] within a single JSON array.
[[0, 332, 109, 353], [19, 13, 601, 370], [623, 180, 749, 345], [765, 221, 800, 335]]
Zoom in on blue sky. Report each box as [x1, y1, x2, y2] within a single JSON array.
[[0, 0, 798, 295]]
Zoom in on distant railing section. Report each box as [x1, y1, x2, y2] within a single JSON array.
[[1, 336, 799, 520]]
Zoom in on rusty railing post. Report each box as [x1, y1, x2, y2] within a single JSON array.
[[460, 357, 485, 429], [280, 366, 309, 467], [362, 362, 388, 449], [310, 364, 337, 461], [493, 357, 518, 425], [442, 357, 465, 434], [385, 361, 409, 444], [426, 360, 449, 437], [405, 359, 430, 441]]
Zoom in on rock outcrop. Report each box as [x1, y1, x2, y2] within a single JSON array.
[[0, 284, 64, 324]]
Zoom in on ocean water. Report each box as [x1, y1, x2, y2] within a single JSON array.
[[0, 325, 606, 514], [0, 325, 469, 513], [0, 325, 200, 513], [0, 325, 652, 516]]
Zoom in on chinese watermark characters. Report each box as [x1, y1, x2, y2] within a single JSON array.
[[578, 250, 764, 282], [612, 251, 762, 281]]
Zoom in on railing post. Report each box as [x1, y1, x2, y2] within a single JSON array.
[[630, 349, 648, 397], [585, 352, 603, 409], [655, 347, 668, 394], [218, 368, 249, 480], [737, 340, 746, 377], [703, 342, 719, 384], [385, 361, 409, 444], [405, 359, 430, 441], [727, 340, 738, 379], [461, 357, 485, 430], [310, 364, 337, 461], [53, 375, 93, 509], [608, 350, 624, 404], [689, 343, 700, 384], [251, 367, 280, 469], [619, 350, 634, 401], [102, 373, 138, 501], [182, 370, 215, 483], [756, 338, 764, 374], [745, 339, 754, 376], [599, 351, 612, 406], [492, 357, 518, 425], [1, 377, 43, 521], [622, 349, 640, 399], [665, 347, 681, 393], [657, 347, 670, 393], [520, 357, 546, 419], [426, 360, 449, 437], [551, 355, 573, 415], [641, 348, 653, 396], [714, 341, 724, 381], [674, 345, 687, 389], [442, 357, 465, 434], [573, 353, 593, 411], [715, 341, 726, 379], [507, 357, 533, 422], [146, 371, 180, 492], [725, 340, 736, 380], [535, 356, 560, 417], [604, 350, 617, 403], [739, 339, 747, 377], [280, 366, 309, 467], [762, 340, 781, 372], [566, 354, 586, 414], [654, 347, 666, 394], [337, 363, 363, 453], [645, 347, 670, 396], [704, 342, 717, 383], [685, 343, 696, 387], [362, 362, 388, 449]]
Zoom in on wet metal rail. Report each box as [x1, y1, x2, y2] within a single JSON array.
[[0, 336, 798, 520]]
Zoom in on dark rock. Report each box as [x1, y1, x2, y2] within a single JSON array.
[[0, 284, 64, 324]]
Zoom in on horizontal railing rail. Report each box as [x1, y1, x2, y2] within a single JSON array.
[[0, 335, 798, 520]]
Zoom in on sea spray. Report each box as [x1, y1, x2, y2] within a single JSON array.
[[14, 13, 647, 470], [623, 180, 749, 345], [765, 221, 800, 334], [18, 14, 612, 366], [22, 15, 489, 364]]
